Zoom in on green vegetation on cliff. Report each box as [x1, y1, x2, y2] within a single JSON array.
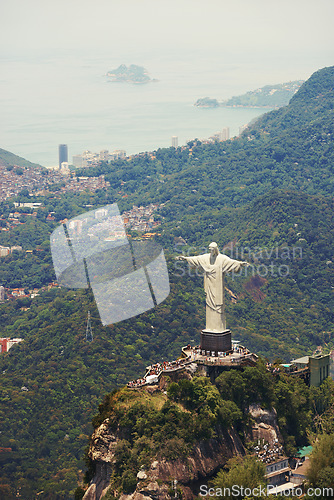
[[210, 456, 266, 500], [306, 434, 334, 497]]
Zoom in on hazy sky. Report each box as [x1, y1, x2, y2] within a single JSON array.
[[1, 0, 333, 164], [1, 0, 333, 80]]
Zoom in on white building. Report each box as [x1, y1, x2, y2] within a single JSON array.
[[220, 127, 230, 141], [72, 149, 126, 167], [72, 154, 85, 168], [99, 150, 110, 161], [0, 246, 10, 257], [111, 150, 126, 160], [0, 338, 23, 353], [60, 162, 70, 175]]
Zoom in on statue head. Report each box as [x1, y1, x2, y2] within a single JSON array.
[[209, 242, 219, 256]]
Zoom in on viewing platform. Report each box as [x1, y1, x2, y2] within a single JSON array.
[[182, 342, 258, 367], [127, 340, 258, 389]]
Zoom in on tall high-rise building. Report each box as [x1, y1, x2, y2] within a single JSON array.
[[221, 127, 230, 141], [0, 285, 5, 302], [71, 155, 81, 168], [216, 128, 230, 142], [172, 136, 178, 148], [59, 144, 68, 169]]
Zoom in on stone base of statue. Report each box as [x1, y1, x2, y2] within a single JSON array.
[[201, 329, 232, 355]]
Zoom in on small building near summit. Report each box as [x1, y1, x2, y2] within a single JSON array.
[[0, 338, 23, 353], [288, 354, 330, 387]]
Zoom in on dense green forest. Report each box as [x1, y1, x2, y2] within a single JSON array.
[[0, 66, 333, 498]]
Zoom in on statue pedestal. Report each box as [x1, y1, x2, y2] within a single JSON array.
[[201, 329, 232, 355]]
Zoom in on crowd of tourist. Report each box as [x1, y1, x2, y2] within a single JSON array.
[[266, 362, 282, 374], [253, 440, 285, 464], [127, 342, 255, 388], [127, 378, 146, 388], [234, 345, 250, 355], [127, 358, 188, 388]]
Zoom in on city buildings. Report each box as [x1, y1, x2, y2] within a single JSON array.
[[207, 127, 231, 143], [122, 203, 161, 233], [0, 165, 60, 201], [0, 162, 111, 201], [72, 149, 126, 168], [172, 136, 178, 148], [0, 245, 23, 258]]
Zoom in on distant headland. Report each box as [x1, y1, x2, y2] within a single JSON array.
[[195, 80, 304, 109], [106, 64, 157, 84], [194, 97, 220, 108]]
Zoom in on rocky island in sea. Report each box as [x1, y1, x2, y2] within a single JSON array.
[[195, 80, 304, 109], [194, 97, 220, 108], [106, 64, 156, 84]]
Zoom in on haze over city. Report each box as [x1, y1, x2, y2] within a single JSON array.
[[1, 0, 334, 165]]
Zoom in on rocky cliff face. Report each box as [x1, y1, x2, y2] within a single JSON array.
[[82, 394, 283, 500], [247, 404, 282, 445], [83, 421, 245, 500]]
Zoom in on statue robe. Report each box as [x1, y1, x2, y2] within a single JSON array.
[[184, 252, 244, 332]]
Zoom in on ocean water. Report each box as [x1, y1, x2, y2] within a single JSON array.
[[0, 50, 276, 166]]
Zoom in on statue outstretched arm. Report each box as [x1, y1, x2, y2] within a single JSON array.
[[175, 255, 204, 270]]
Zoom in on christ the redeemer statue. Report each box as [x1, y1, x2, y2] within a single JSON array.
[[177, 242, 248, 333]]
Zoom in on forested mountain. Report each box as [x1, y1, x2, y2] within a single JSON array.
[[0, 148, 42, 169], [0, 66, 333, 498], [220, 80, 303, 108]]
